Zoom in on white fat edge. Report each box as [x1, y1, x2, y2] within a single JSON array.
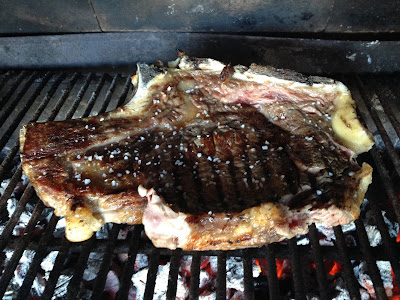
[[168, 57, 181, 68], [81, 194, 126, 224], [178, 56, 225, 72], [83, 133, 136, 153], [331, 82, 374, 155], [232, 69, 345, 99], [141, 186, 191, 249], [122, 65, 169, 113]]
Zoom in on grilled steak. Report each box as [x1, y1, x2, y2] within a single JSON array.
[[20, 55, 374, 250]]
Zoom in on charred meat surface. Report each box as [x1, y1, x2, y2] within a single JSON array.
[[20, 55, 374, 249]]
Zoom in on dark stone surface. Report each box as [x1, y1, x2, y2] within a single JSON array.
[[1, 0, 399, 35], [90, 0, 332, 32], [326, 0, 400, 32], [0, 1, 100, 35], [0, 32, 398, 73]]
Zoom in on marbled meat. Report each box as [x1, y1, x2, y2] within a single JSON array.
[[20, 55, 374, 250]]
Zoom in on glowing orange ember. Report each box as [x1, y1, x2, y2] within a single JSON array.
[[254, 258, 290, 279], [311, 262, 316, 269], [328, 261, 343, 276], [255, 259, 262, 273], [310, 260, 342, 276], [396, 228, 400, 243], [254, 258, 268, 276], [392, 268, 400, 299], [276, 259, 284, 279]]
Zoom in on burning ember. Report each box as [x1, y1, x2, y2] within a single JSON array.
[[254, 258, 291, 280], [131, 255, 245, 299]]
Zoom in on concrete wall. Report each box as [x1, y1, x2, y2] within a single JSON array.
[[1, 0, 399, 35]]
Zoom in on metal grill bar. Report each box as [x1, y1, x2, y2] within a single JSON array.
[[0, 144, 19, 183], [370, 76, 400, 138], [117, 76, 133, 107], [115, 225, 142, 300], [0, 71, 28, 108], [265, 245, 280, 299], [82, 74, 107, 117], [0, 166, 23, 219], [333, 226, 361, 299], [91, 224, 121, 299], [345, 76, 400, 224], [65, 73, 94, 120], [0, 201, 45, 296], [288, 238, 306, 299], [0, 72, 65, 150], [367, 186, 400, 286], [98, 74, 119, 114], [65, 237, 95, 299], [309, 224, 329, 299], [0, 72, 77, 184], [243, 250, 254, 300], [0, 71, 17, 91], [41, 237, 71, 300], [354, 218, 388, 299], [0, 71, 40, 128], [188, 252, 201, 300], [15, 213, 59, 300], [0, 72, 53, 148], [166, 248, 182, 299], [143, 248, 161, 300], [45, 73, 80, 120], [355, 76, 400, 179], [0, 185, 35, 252], [216, 252, 227, 300]]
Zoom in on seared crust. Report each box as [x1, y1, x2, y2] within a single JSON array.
[[21, 156, 147, 242], [20, 55, 374, 247], [142, 163, 372, 250]]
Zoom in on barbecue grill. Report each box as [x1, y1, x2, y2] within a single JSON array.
[[1, 2, 400, 299]]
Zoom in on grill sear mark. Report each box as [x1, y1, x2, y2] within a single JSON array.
[[28, 93, 359, 215]]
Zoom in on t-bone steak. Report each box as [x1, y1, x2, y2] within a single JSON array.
[[20, 54, 374, 250]]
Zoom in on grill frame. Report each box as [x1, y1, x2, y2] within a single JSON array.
[[0, 66, 399, 299]]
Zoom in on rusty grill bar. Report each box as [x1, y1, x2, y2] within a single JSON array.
[[0, 71, 399, 299]]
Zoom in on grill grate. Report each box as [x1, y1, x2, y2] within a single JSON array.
[[0, 71, 399, 299]]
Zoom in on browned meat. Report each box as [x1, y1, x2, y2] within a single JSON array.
[[20, 55, 374, 249]]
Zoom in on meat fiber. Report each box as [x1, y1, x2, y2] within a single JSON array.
[[20, 54, 374, 250]]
